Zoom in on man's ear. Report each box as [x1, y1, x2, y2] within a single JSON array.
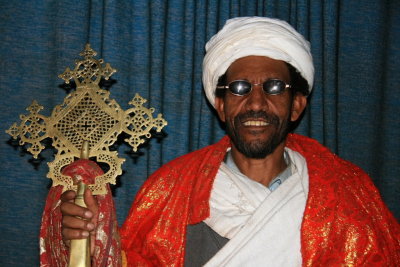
[[214, 96, 226, 122], [290, 93, 307, 121]]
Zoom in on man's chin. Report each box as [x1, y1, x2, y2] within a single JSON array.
[[233, 139, 275, 159]]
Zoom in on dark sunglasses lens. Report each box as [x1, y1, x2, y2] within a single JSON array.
[[263, 80, 286, 95], [229, 81, 252, 95]]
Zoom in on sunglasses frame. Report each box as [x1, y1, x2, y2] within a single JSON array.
[[217, 79, 291, 96]]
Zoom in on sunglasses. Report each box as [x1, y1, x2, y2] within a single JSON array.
[[217, 79, 291, 96]]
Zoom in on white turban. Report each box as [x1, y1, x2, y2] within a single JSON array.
[[202, 17, 314, 107]]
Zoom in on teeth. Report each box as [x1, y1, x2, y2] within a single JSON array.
[[243, 121, 269, 126]]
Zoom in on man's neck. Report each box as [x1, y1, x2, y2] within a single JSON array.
[[230, 141, 287, 187]]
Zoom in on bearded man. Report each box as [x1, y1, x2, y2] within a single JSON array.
[[40, 17, 400, 266]]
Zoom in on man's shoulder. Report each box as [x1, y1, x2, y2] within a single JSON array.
[[287, 133, 368, 181], [287, 134, 358, 167], [288, 134, 385, 213], [286, 133, 332, 156]]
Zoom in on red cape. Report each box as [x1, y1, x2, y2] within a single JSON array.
[[120, 134, 400, 266], [40, 159, 121, 267]]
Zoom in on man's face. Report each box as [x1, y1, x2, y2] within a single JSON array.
[[215, 56, 306, 159]]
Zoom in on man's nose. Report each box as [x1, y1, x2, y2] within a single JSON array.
[[245, 85, 268, 111]]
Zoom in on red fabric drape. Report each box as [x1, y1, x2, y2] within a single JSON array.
[[40, 159, 121, 267], [120, 134, 400, 266]]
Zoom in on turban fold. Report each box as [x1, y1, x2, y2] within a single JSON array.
[[202, 17, 314, 107]]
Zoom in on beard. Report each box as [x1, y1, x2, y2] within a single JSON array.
[[226, 110, 291, 159]]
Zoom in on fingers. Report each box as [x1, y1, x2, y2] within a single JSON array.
[[60, 200, 93, 219], [60, 189, 97, 241], [62, 215, 95, 239], [61, 219, 92, 240], [62, 225, 91, 240], [60, 190, 76, 203]]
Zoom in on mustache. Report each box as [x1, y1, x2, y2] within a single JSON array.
[[235, 110, 279, 126]]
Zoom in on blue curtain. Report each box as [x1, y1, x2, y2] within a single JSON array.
[[0, 0, 398, 265]]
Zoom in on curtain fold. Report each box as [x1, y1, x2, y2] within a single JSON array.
[[0, 0, 398, 265]]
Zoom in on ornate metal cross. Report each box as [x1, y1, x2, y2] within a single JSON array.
[[6, 44, 167, 195]]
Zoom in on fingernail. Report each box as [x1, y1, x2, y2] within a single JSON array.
[[82, 231, 89, 237], [84, 211, 93, 218], [87, 223, 94, 230]]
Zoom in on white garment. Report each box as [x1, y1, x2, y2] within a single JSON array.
[[204, 148, 309, 266]]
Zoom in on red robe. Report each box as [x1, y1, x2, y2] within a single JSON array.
[[120, 134, 400, 266]]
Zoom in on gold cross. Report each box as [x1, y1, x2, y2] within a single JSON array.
[[6, 44, 167, 195]]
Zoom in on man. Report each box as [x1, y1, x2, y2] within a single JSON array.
[[41, 17, 400, 266]]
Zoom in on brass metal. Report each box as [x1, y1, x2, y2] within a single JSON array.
[[68, 182, 91, 267], [6, 44, 168, 195], [80, 140, 90, 159], [68, 140, 91, 267]]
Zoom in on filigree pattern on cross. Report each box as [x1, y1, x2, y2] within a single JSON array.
[[6, 44, 167, 194]]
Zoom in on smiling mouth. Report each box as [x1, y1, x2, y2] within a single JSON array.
[[242, 120, 270, 126]]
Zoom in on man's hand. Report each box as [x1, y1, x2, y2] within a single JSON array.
[[60, 188, 98, 254]]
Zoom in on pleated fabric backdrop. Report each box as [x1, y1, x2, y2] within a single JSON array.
[[0, 0, 398, 265]]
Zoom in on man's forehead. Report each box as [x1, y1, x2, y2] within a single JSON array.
[[228, 56, 287, 67], [226, 56, 289, 77]]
